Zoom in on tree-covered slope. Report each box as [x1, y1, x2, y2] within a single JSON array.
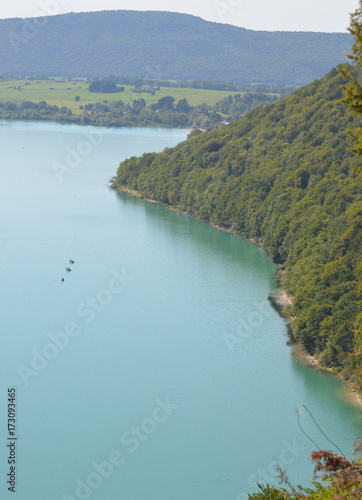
[[0, 10, 352, 85], [112, 67, 362, 384]]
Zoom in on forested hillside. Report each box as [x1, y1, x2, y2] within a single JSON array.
[[112, 67, 362, 385], [0, 10, 351, 85]]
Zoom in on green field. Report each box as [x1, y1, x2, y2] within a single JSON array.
[[0, 79, 242, 113]]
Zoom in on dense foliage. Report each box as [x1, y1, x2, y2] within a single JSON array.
[[89, 76, 124, 93], [213, 93, 279, 121], [339, 0, 362, 168], [0, 11, 352, 85], [0, 100, 74, 119], [112, 67, 362, 385]]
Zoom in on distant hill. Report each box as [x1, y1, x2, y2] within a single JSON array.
[[111, 67, 362, 385], [0, 10, 352, 85]]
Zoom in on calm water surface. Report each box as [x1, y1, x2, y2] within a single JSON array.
[[0, 121, 361, 500]]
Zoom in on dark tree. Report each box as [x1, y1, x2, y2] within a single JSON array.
[[176, 98, 190, 113]]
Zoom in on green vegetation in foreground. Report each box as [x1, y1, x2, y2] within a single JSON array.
[[112, 67, 362, 391], [0, 79, 246, 113], [247, 452, 362, 498], [339, 2, 362, 170]]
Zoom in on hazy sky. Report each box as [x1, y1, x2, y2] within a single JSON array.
[[0, 0, 359, 32]]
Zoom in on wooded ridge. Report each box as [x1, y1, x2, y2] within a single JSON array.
[[0, 10, 352, 85], [112, 67, 362, 387]]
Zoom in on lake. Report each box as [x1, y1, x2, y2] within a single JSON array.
[[0, 120, 361, 500]]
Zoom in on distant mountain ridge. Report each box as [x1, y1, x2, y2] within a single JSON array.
[[0, 10, 352, 85]]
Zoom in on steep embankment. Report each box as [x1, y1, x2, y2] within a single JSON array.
[[112, 67, 362, 386], [0, 10, 351, 85]]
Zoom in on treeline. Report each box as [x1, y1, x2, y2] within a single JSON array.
[[0, 93, 277, 130], [121, 77, 292, 95], [0, 100, 73, 119], [117, 75, 239, 92], [213, 93, 279, 120], [111, 67, 362, 387], [89, 77, 124, 93], [79, 96, 224, 129]]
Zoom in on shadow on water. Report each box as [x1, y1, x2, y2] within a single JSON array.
[[113, 189, 276, 284], [267, 294, 297, 343]]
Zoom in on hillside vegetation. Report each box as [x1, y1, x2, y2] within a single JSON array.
[[0, 11, 352, 85], [112, 67, 362, 386]]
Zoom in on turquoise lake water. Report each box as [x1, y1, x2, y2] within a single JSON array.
[[0, 120, 361, 500]]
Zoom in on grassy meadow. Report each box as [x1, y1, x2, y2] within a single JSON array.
[[0, 79, 242, 113]]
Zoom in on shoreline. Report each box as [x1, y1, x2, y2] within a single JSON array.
[[112, 185, 266, 247], [292, 344, 362, 407], [112, 184, 362, 407]]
